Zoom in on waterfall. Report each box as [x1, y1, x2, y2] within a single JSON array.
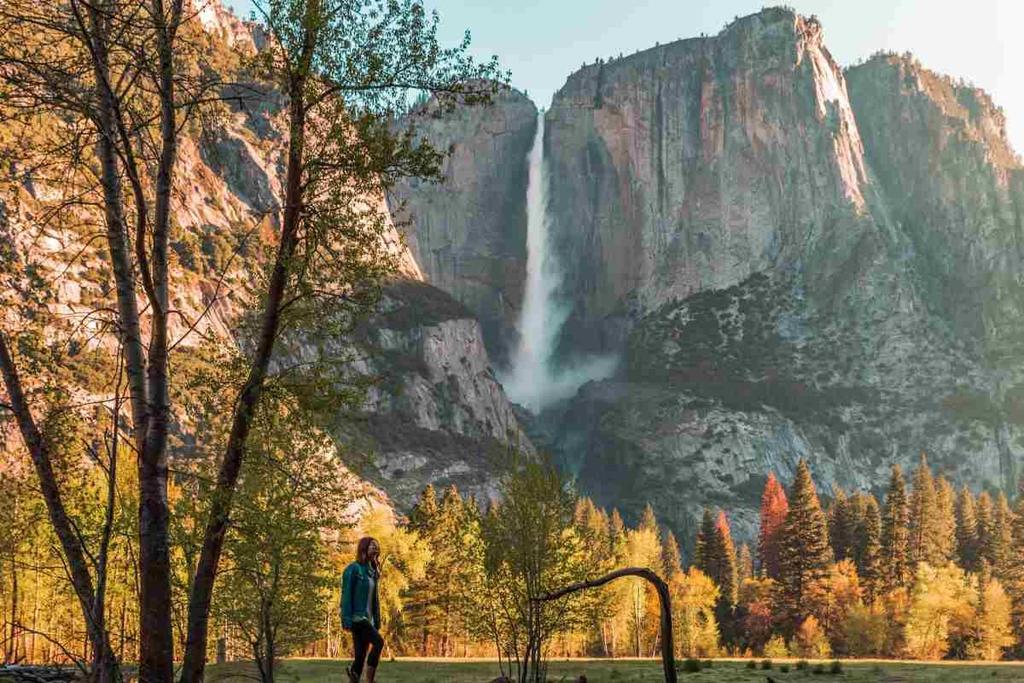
[[502, 112, 616, 413]]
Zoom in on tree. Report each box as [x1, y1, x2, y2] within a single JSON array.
[[956, 486, 980, 571], [758, 473, 788, 579], [776, 460, 833, 632], [214, 411, 347, 683], [827, 486, 854, 561], [477, 456, 587, 683], [988, 494, 1015, 583], [736, 577, 774, 655], [180, 2, 501, 678], [881, 465, 911, 593], [793, 615, 830, 658], [662, 530, 684, 581], [572, 499, 618, 656], [858, 496, 883, 604], [624, 509, 663, 657], [908, 453, 942, 567], [405, 485, 482, 656], [976, 491, 995, 572], [934, 476, 957, 565], [694, 508, 714, 571], [805, 560, 862, 651], [673, 568, 719, 658], [969, 563, 1014, 660], [736, 544, 753, 586], [840, 604, 889, 657], [904, 563, 974, 660]]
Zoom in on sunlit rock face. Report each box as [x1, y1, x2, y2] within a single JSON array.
[[514, 9, 1024, 545], [389, 86, 537, 368]]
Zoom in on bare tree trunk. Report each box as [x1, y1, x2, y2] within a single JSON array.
[[533, 568, 677, 683], [8, 555, 17, 663], [134, 0, 182, 676]]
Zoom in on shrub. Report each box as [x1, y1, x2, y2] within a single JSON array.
[[780, 664, 791, 673], [680, 658, 702, 673], [760, 659, 772, 670], [830, 660, 843, 674], [746, 660, 757, 669], [813, 663, 826, 674], [701, 660, 713, 668], [796, 660, 809, 671], [764, 634, 789, 658]]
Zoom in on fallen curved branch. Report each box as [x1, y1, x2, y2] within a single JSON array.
[[532, 567, 676, 683]]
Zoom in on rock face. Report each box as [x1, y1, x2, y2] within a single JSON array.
[[516, 9, 1024, 544], [327, 279, 533, 506], [389, 87, 537, 367]]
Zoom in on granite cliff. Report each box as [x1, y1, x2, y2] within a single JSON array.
[[388, 89, 537, 368], [532, 11, 1024, 543], [395, 8, 1024, 545]]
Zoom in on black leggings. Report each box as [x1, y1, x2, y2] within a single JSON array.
[[350, 621, 384, 675]]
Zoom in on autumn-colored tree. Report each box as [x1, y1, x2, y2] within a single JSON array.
[[776, 460, 833, 632], [793, 615, 830, 658], [673, 567, 720, 658], [904, 563, 975, 660], [969, 562, 1014, 660], [758, 473, 789, 580], [806, 560, 862, 652], [840, 604, 889, 657], [737, 577, 775, 654]]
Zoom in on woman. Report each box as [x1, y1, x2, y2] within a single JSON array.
[[341, 537, 384, 682]]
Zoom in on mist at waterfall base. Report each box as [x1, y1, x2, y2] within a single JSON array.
[[501, 113, 617, 414]]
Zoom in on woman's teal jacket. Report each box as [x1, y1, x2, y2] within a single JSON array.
[[340, 561, 381, 630]]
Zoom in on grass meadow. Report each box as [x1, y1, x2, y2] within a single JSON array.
[[206, 657, 1024, 682]]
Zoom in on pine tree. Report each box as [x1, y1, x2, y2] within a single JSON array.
[[881, 464, 911, 593], [956, 485, 979, 571], [908, 453, 938, 568], [695, 507, 715, 572], [990, 493, 1016, 582], [977, 491, 995, 571], [713, 511, 739, 608], [828, 486, 853, 561], [777, 460, 833, 631], [409, 484, 439, 533], [639, 503, 658, 534], [662, 530, 684, 580], [859, 495, 883, 604], [757, 472, 789, 579], [1007, 487, 1024, 652], [933, 475, 957, 565], [737, 544, 753, 586]]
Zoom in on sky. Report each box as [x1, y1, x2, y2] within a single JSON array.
[[224, 0, 1024, 153]]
